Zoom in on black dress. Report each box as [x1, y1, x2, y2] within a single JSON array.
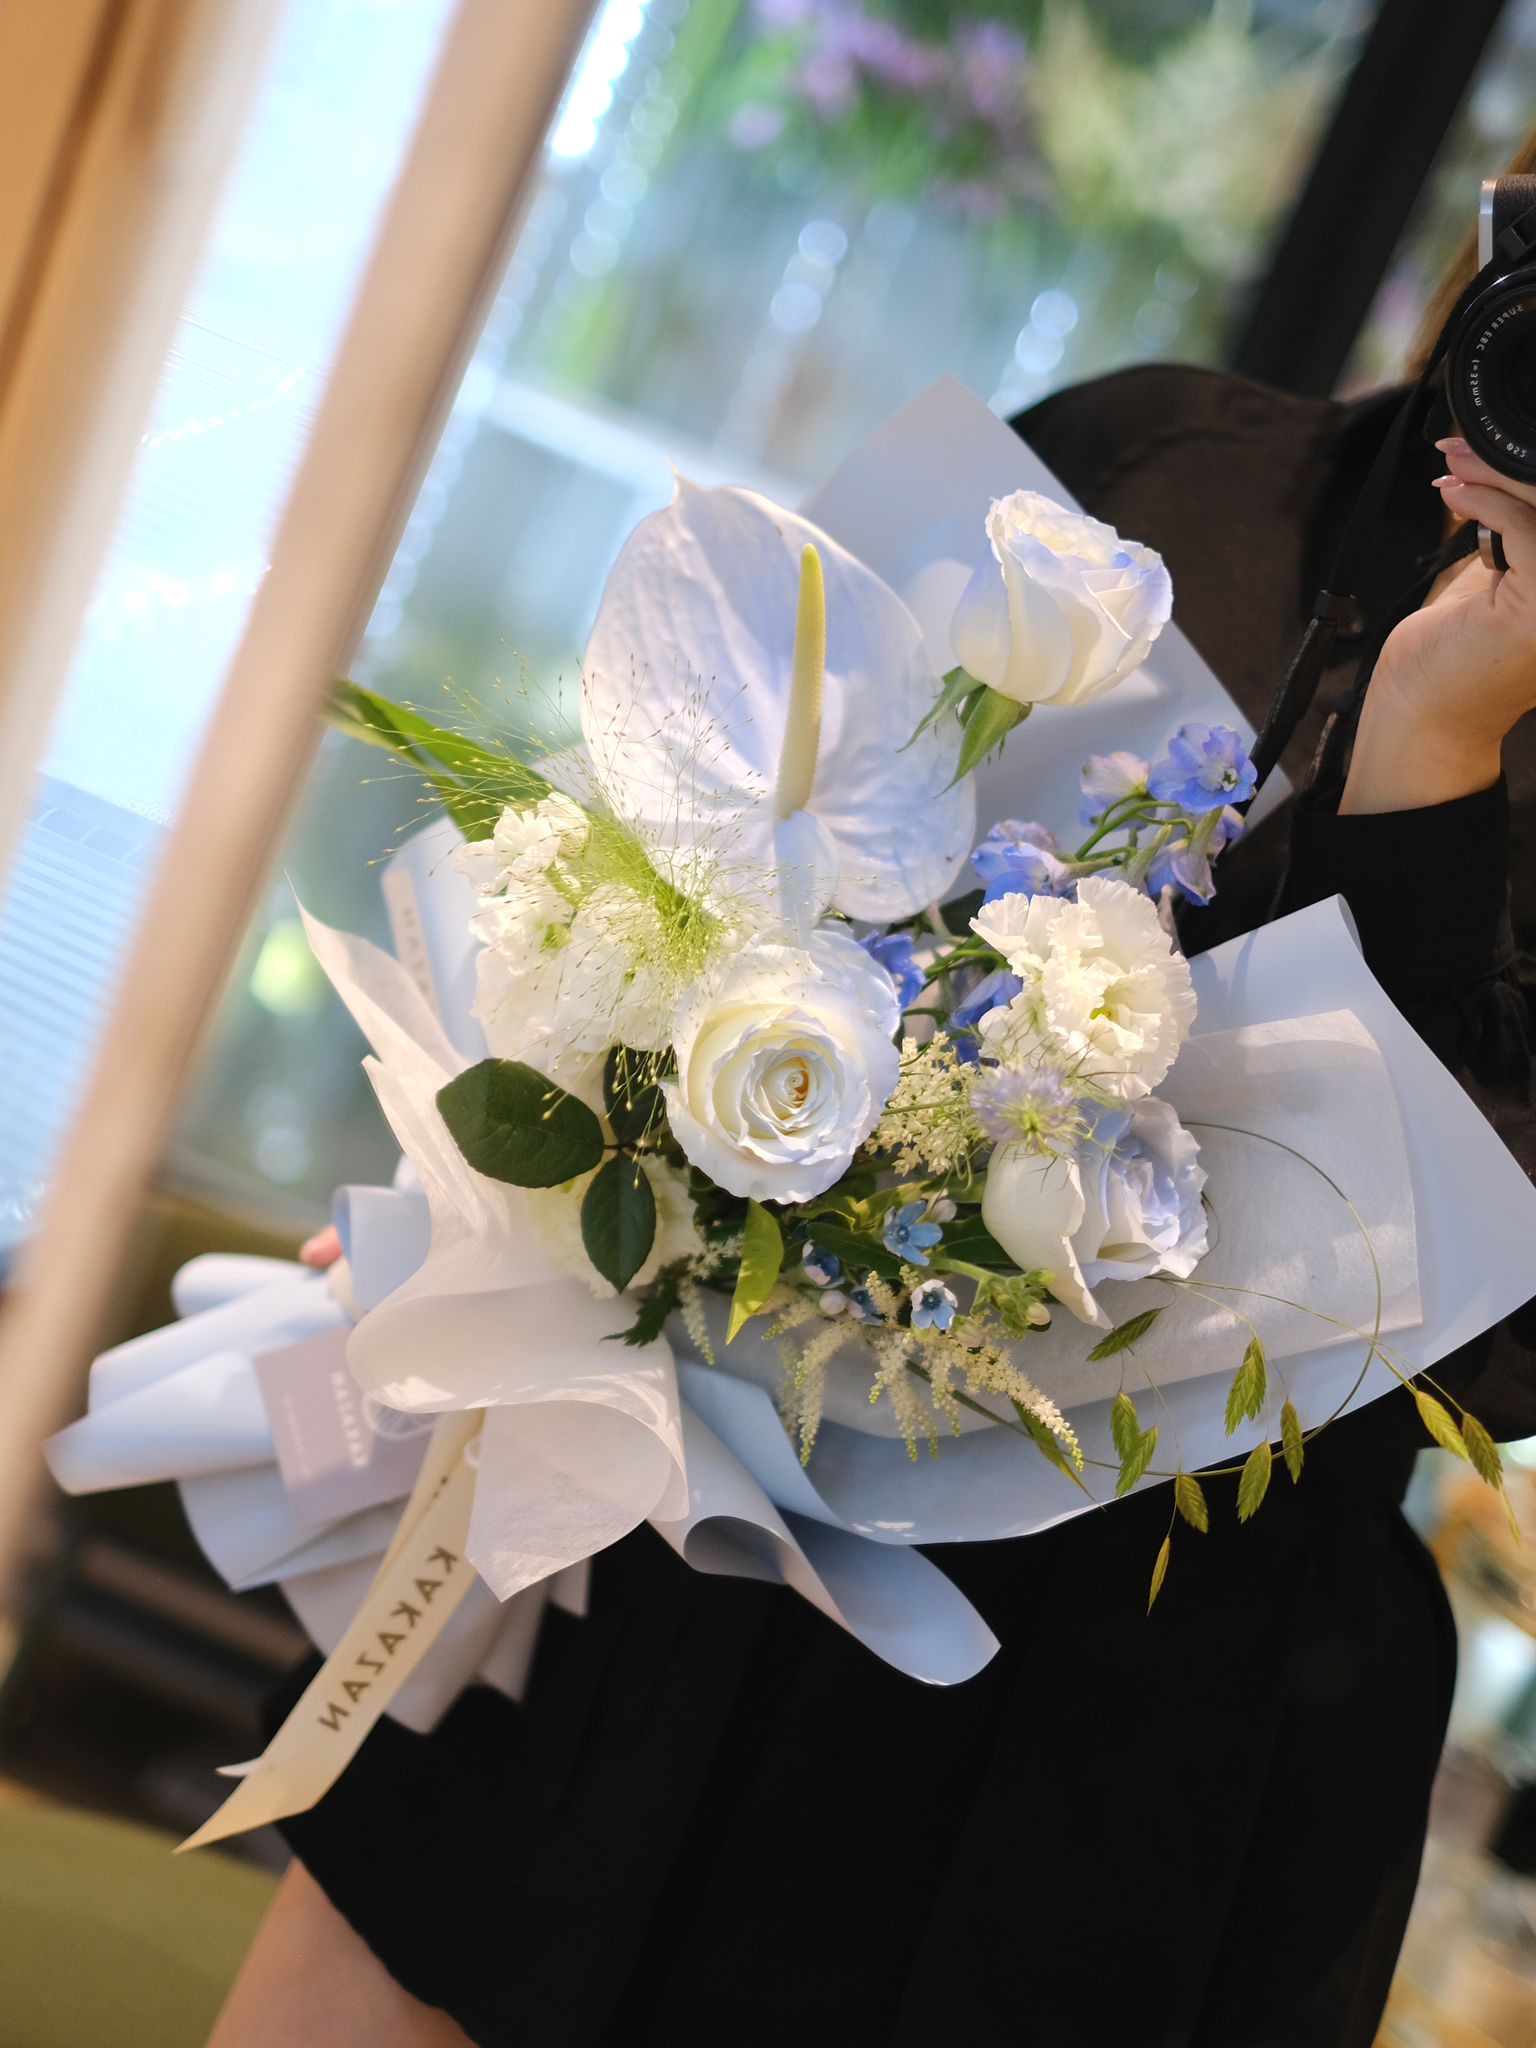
[[273, 367, 1536, 2048]]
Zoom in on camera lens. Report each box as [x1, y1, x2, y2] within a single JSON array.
[[1448, 281, 1536, 483]]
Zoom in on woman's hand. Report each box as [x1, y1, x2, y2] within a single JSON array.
[[1341, 436, 1536, 814]]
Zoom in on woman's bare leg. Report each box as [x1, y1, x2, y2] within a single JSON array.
[[208, 1860, 472, 2047]]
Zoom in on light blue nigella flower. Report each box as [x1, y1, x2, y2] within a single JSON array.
[[1147, 805, 1246, 906], [910, 1279, 959, 1332], [882, 1199, 943, 1266], [1147, 723, 1256, 815], [949, 966, 1023, 1064], [847, 1283, 886, 1324], [970, 1060, 1083, 1152], [971, 819, 1072, 905], [801, 1242, 842, 1287], [858, 929, 925, 1010], [1078, 750, 1149, 827]]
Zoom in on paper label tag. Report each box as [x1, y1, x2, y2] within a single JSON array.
[[254, 1328, 429, 1531]]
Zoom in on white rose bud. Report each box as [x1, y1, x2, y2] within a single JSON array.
[[950, 489, 1172, 708], [982, 1099, 1207, 1327], [664, 928, 900, 1205]]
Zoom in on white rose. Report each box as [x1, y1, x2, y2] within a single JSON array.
[[982, 1098, 1207, 1326], [972, 874, 1195, 1099], [950, 489, 1172, 708], [665, 927, 900, 1204]]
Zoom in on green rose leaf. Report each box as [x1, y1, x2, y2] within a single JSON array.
[[1236, 1440, 1273, 1522], [1224, 1337, 1267, 1436], [1088, 1307, 1165, 1362], [603, 1047, 665, 1147], [728, 1201, 785, 1343], [436, 1059, 605, 1188], [581, 1155, 658, 1293]]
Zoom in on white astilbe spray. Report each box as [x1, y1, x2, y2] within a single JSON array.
[[875, 1034, 982, 1177]]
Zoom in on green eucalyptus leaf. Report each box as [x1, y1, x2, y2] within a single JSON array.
[[1088, 1307, 1165, 1362], [581, 1156, 657, 1293], [1281, 1399, 1305, 1484], [1174, 1473, 1209, 1534], [1237, 1440, 1273, 1522], [1224, 1337, 1267, 1435], [728, 1201, 785, 1343], [436, 1060, 604, 1188]]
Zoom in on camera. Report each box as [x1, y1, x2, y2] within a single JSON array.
[[1444, 172, 1536, 484]]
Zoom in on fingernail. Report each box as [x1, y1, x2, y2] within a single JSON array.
[[1432, 473, 1460, 488], [1435, 436, 1473, 457]]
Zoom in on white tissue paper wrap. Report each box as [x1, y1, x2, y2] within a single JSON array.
[[48, 836, 1536, 1731]]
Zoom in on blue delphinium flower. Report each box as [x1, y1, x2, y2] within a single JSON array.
[[971, 819, 1072, 905], [910, 1279, 958, 1332], [1078, 750, 1149, 827], [882, 1199, 943, 1266], [1147, 723, 1256, 814], [847, 1283, 886, 1324], [1147, 805, 1246, 906], [949, 966, 1023, 1064], [801, 1242, 842, 1287], [858, 929, 925, 1010]]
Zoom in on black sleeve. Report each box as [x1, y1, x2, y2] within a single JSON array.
[[1275, 778, 1536, 1417]]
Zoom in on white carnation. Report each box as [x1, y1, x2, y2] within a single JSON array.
[[664, 927, 900, 1204], [972, 874, 1195, 1098]]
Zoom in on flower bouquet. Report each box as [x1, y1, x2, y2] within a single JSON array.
[[48, 382, 1536, 1848]]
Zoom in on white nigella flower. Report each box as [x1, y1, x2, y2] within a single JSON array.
[[664, 925, 901, 1204], [582, 477, 976, 923], [972, 874, 1195, 1099], [456, 795, 683, 1077], [951, 490, 1172, 709], [982, 1098, 1208, 1326]]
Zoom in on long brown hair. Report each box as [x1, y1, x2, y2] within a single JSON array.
[[1409, 126, 1536, 374]]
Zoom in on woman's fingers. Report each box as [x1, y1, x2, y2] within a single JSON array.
[[1434, 472, 1536, 581], [1439, 435, 1536, 511]]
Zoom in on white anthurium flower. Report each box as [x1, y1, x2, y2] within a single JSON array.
[[951, 489, 1172, 709], [982, 1099, 1207, 1327], [973, 874, 1196, 1099], [582, 476, 976, 923], [664, 926, 901, 1204]]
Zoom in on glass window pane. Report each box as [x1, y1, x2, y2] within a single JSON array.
[[170, 0, 1381, 1219], [1345, 0, 1536, 389], [0, 0, 456, 1251]]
